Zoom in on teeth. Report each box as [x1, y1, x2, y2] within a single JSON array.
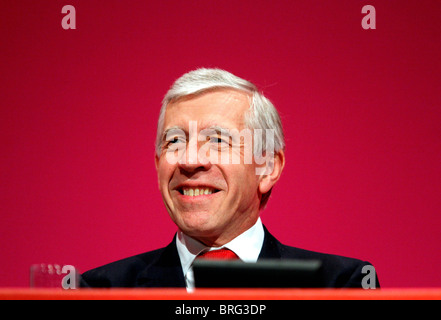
[[182, 188, 214, 196]]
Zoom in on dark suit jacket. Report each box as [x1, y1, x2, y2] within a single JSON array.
[[80, 226, 379, 288]]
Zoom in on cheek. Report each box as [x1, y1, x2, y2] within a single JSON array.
[[157, 162, 174, 189], [226, 166, 259, 194]]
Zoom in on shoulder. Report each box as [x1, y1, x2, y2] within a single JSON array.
[[263, 227, 379, 288], [80, 247, 166, 287], [284, 244, 379, 288]]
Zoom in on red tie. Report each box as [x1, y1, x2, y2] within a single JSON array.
[[197, 248, 239, 260]]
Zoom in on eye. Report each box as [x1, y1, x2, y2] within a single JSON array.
[[170, 137, 184, 144], [209, 136, 223, 143], [208, 135, 230, 147], [164, 136, 186, 148]]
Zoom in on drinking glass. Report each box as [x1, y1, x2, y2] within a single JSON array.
[[30, 263, 79, 289]]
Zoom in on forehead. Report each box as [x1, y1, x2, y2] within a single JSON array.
[[163, 89, 251, 131]]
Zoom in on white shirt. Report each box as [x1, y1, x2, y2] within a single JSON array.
[[175, 217, 265, 291]]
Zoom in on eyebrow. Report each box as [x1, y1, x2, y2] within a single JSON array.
[[161, 125, 232, 140], [209, 125, 230, 133], [161, 126, 186, 142], [202, 125, 232, 137]]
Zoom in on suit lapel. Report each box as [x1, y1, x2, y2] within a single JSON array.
[[258, 226, 283, 260], [134, 226, 282, 287], [135, 237, 186, 288]]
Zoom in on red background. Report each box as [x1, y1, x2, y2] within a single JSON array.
[[1, 1, 440, 288]]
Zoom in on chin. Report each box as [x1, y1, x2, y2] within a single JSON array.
[[178, 213, 221, 236]]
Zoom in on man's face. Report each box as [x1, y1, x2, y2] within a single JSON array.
[[155, 89, 264, 246]]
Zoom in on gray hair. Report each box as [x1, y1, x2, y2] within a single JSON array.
[[156, 68, 285, 156], [155, 68, 285, 208]]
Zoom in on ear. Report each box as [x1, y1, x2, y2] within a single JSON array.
[[258, 150, 285, 194], [155, 154, 159, 170], [155, 154, 161, 189]]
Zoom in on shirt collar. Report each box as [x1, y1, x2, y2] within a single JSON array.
[[175, 217, 265, 278]]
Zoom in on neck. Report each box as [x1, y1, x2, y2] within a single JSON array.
[[183, 216, 260, 247]]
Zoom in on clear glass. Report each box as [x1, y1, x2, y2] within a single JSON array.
[[30, 263, 79, 289]]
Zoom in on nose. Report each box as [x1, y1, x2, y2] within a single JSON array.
[[177, 136, 212, 172]]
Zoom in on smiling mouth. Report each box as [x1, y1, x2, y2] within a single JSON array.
[[178, 187, 220, 196]]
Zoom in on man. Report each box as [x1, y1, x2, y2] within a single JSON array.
[[81, 68, 379, 289]]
